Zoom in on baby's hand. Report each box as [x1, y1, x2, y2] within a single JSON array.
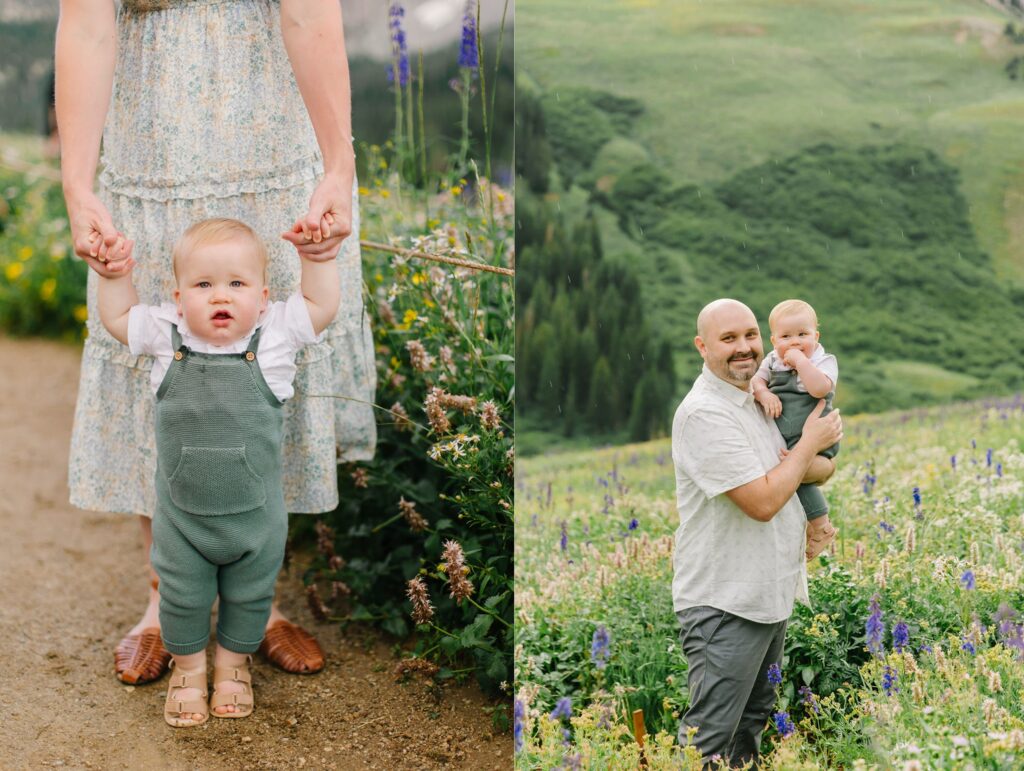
[[782, 347, 808, 368], [87, 233, 136, 278], [755, 389, 783, 419]]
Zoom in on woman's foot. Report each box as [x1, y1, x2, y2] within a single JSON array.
[[164, 657, 208, 727], [259, 607, 324, 674], [115, 580, 171, 683], [211, 648, 254, 718]]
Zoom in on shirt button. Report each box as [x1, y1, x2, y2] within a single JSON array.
[[245, 351, 255, 361], [174, 351, 183, 361]]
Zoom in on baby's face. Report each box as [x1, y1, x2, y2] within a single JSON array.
[[174, 236, 268, 346], [770, 310, 820, 361]]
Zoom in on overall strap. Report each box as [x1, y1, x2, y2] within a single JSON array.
[[170, 325, 189, 358], [245, 325, 264, 357]]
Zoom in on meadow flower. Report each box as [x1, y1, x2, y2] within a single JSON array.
[[350, 467, 369, 489], [950, 455, 957, 470], [893, 621, 909, 653], [514, 698, 526, 752], [458, 1, 479, 70], [961, 636, 976, 655], [424, 387, 451, 433], [550, 696, 573, 721], [988, 670, 1003, 692], [479, 400, 501, 430], [305, 583, 330, 621], [591, 625, 611, 669], [960, 570, 976, 590], [912, 487, 921, 507], [399, 496, 429, 532], [866, 594, 885, 656], [406, 339, 433, 371], [330, 580, 351, 601], [437, 390, 477, 414], [315, 519, 337, 559], [798, 686, 820, 714], [386, 2, 410, 87], [627, 518, 639, 531], [766, 663, 783, 687], [390, 401, 413, 431], [773, 711, 795, 738], [441, 539, 475, 603], [560, 521, 568, 552], [986, 448, 993, 467], [378, 300, 396, 326], [882, 665, 898, 696], [406, 576, 434, 624]]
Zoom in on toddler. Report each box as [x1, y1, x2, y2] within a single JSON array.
[[96, 217, 339, 726], [752, 299, 839, 560]]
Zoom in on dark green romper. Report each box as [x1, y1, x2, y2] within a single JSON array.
[[150, 325, 287, 656], [768, 368, 839, 520]]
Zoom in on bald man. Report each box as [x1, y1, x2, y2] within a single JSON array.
[[671, 299, 842, 766]]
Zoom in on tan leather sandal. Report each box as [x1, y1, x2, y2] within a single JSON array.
[[164, 664, 209, 728], [210, 659, 254, 719], [259, 620, 324, 674], [805, 526, 837, 561]]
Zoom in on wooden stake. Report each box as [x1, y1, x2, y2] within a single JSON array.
[[632, 709, 648, 767]]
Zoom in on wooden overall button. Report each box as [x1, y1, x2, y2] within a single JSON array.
[[245, 351, 255, 361], [174, 351, 183, 361]]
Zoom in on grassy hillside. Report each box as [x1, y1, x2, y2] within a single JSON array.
[[518, 0, 1024, 283]]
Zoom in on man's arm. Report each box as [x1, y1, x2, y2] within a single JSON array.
[[725, 401, 842, 522], [300, 254, 340, 335]]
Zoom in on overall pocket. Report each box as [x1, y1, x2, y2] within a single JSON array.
[[168, 446, 266, 515]]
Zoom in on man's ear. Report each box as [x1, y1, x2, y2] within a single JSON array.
[[694, 335, 707, 359]]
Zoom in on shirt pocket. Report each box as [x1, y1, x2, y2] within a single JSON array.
[[168, 446, 267, 516]]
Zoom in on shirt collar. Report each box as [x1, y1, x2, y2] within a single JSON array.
[[699, 364, 755, 407]]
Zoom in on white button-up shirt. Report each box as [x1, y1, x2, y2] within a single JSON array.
[[671, 365, 810, 624]]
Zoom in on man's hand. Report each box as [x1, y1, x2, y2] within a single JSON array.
[[800, 400, 842, 453], [281, 173, 353, 262], [755, 389, 783, 419]]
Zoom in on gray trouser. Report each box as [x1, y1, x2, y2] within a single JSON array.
[[677, 606, 788, 768]]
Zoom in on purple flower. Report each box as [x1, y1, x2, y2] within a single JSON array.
[[997, 463, 1003, 478], [972, 439, 977, 449], [458, 1, 479, 70], [912, 487, 921, 507], [560, 521, 568, 552], [773, 711, 795, 738], [514, 698, 525, 752], [960, 570, 976, 591], [881, 665, 898, 696], [591, 625, 611, 669], [961, 637, 976, 655], [893, 621, 909, 653], [798, 686, 820, 714], [550, 696, 573, 721], [387, 3, 410, 87], [866, 594, 885, 656], [627, 518, 639, 531], [879, 521, 895, 534], [986, 448, 993, 467], [951, 455, 957, 470], [766, 663, 783, 687]]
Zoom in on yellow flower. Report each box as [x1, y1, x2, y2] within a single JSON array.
[[427, 218, 441, 229], [411, 272, 427, 286], [380, 190, 390, 198], [73, 304, 89, 323], [18, 246, 33, 261], [5, 262, 23, 281], [402, 309, 418, 325], [390, 356, 401, 369], [358, 186, 370, 197], [374, 272, 384, 284], [424, 297, 436, 308], [40, 278, 57, 301], [497, 192, 506, 202], [378, 159, 388, 170], [450, 186, 462, 196]]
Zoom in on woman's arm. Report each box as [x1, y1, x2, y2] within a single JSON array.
[[55, 0, 132, 274], [280, 0, 356, 255]]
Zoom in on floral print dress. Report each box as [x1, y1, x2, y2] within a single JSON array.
[[69, 0, 376, 516]]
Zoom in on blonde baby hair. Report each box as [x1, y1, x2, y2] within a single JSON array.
[[172, 217, 268, 282], [768, 298, 818, 330]]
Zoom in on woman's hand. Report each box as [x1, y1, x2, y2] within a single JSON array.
[[281, 173, 353, 262], [66, 189, 135, 277]]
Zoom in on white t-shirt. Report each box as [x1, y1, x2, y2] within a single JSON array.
[[127, 293, 319, 401], [755, 343, 838, 393], [671, 366, 810, 624]]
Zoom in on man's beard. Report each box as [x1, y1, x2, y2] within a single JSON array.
[[725, 352, 760, 382]]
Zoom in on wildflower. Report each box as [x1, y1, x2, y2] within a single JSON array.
[[950, 455, 957, 470], [866, 594, 885, 656], [330, 580, 351, 601], [997, 462, 1003, 477], [439, 345, 456, 372], [305, 583, 330, 621], [912, 487, 921, 507], [18, 245, 32, 261], [441, 539, 475, 603], [479, 400, 501, 430], [590, 625, 610, 669], [5, 262, 23, 281], [881, 665, 898, 696], [386, 2, 410, 87], [328, 554, 345, 571], [399, 496, 429, 532], [904, 524, 916, 553], [424, 387, 451, 433], [402, 308, 419, 328], [350, 467, 369, 489], [961, 636, 977, 655], [766, 663, 783, 687], [627, 518, 639, 531], [560, 521, 568, 552], [550, 697, 572, 721], [437, 390, 477, 414], [879, 520, 895, 535], [986, 448, 993, 467], [314, 520, 336, 559], [960, 570, 976, 590], [772, 711, 795, 738], [406, 576, 434, 624], [514, 698, 526, 752], [390, 401, 413, 431], [458, 1, 480, 70], [988, 670, 1003, 692], [406, 339, 433, 371], [378, 300, 395, 326], [40, 277, 56, 302], [893, 621, 910, 653], [904, 762, 923, 771], [798, 686, 820, 714]]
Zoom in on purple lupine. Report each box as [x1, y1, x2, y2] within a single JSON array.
[[960, 570, 976, 590], [798, 686, 820, 714], [386, 3, 410, 87], [458, 1, 479, 70], [514, 698, 525, 752], [550, 696, 573, 721], [997, 463, 1003, 478], [986, 448, 993, 467], [559, 521, 568, 552], [627, 518, 639, 531], [912, 487, 921, 508], [591, 625, 611, 669], [866, 594, 885, 656], [773, 711, 795, 738], [961, 636, 977, 655], [879, 521, 895, 535], [881, 665, 898, 696], [893, 621, 909, 653], [951, 455, 957, 470], [766, 663, 783, 687]]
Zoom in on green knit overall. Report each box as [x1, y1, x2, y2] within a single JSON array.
[[768, 368, 839, 521], [150, 325, 287, 656]]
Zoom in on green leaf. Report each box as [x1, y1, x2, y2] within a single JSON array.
[[801, 667, 816, 686]]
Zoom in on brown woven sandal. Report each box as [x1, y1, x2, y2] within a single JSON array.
[[114, 579, 171, 684], [259, 620, 324, 674], [164, 664, 209, 728], [210, 659, 254, 719]]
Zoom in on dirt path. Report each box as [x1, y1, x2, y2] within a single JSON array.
[[0, 335, 509, 770]]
